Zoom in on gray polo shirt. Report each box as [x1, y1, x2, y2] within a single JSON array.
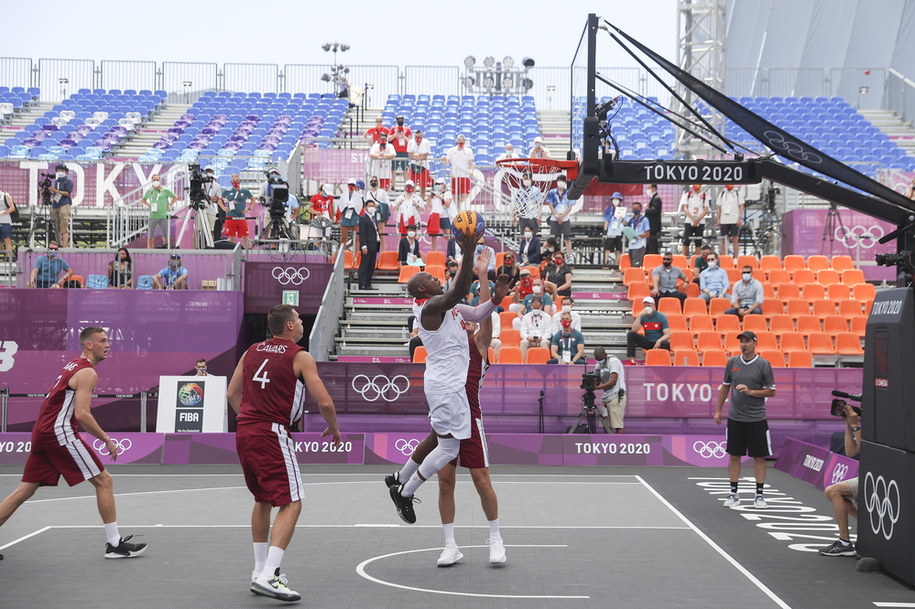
[[722, 353, 775, 422], [652, 265, 686, 292], [731, 278, 764, 308]]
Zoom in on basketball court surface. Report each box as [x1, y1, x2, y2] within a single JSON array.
[[0, 464, 912, 608]]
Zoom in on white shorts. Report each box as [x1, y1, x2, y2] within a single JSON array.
[[426, 389, 471, 440]]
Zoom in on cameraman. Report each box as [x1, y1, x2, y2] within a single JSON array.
[[201, 166, 221, 241], [258, 169, 291, 241], [593, 346, 626, 433], [819, 403, 861, 557], [48, 165, 73, 247]]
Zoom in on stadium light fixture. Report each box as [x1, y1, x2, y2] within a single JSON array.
[[522, 57, 535, 69], [503, 56, 515, 68], [483, 56, 495, 68], [464, 56, 476, 67]]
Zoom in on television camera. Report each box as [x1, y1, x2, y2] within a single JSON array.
[[187, 164, 214, 210]]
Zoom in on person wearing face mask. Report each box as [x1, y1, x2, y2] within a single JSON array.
[[369, 133, 396, 189], [443, 134, 475, 208], [496, 142, 519, 162], [407, 130, 431, 198], [519, 296, 552, 358], [107, 247, 133, 289], [650, 254, 687, 307], [27, 242, 72, 288], [393, 179, 424, 237], [510, 276, 554, 318], [363, 116, 389, 143], [593, 346, 626, 434], [716, 184, 744, 257], [142, 173, 178, 249], [339, 179, 364, 253], [547, 311, 586, 365], [363, 177, 391, 250], [543, 252, 573, 300], [398, 224, 422, 266], [726, 266, 764, 317], [473, 237, 497, 281], [626, 296, 671, 359], [517, 224, 542, 267], [546, 174, 574, 259], [550, 297, 582, 335], [602, 192, 626, 266], [202, 166, 222, 243], [153, 254, 189, 290], [358, 198, 381, 290], [426, 178, 453, 253], [698, 253, 729, 302], [512, 170, 544, 237], [388, 115, 412, 176], [495, 252, 520, 287], [220, 173, 255, 250], [194, 358, 209, 376], [645, 183, 663, 255], [48, 164, 73, 247], [625, 202, 652, 268], [679, 184, 708, 258], [0, 186, 16, 259], [444, 260, 460, 290], [305, 183, 336, 242], [528, 136, 552, 160]]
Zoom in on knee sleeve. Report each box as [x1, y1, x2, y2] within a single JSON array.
[[417, 437, 461, 480]]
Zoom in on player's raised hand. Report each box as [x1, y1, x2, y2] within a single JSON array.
[[493, 274, 513, 303], [321, 426, 342, 447], [474, 248, 491, 277]]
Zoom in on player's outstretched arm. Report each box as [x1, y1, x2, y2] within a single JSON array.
[[226, 352, 247, 415], [296, 351, 340, 445], [425, 229, 482, 317], [72, 368, 118, 460]]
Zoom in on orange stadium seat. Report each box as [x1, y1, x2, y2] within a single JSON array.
[[521, 265, 541, 279], [425, 251, 446, 267], [761, 350, 786, 367], [782, 255, 804, 271], [425, 265, 446, 283], [672, 255, 688, 269], [726, 268, 742, 284], [499, 295, 514, 310], [779, 333, 808, 354], [763, 284, 777, 300], [760, 255, 782, 272], [499, 311, 518, 329], [685, 283, 700, 298], [715, 314, 741, 334], [836, 333, 864, 355], [377, 251, 399, 270], [776, 283, 800, 300], [767, 269, 791, 285], [816, 269, 840, 285], [812, 299, 837, 317], [824, 315, 849, 334], [838, 299, 863, 317], [673, 350, 700, 366], [851, 316, 867, 335], [831, 255, 854, 271], [697, 331, 723, 352], [827, 283, 851, 301], [623, 267, 647, 286], [343, 250, 357, 270], [792, 269, 815, 284], [689, 315, 715, 334], [718, 254, 735, 269], [413, 346, 428, 363], [619, 254, 631, 270], [800, 283, 826, 300], [854, 283, 876, 302], [788, 351, 814, 368], [683, 298, 708, 318], [723, 331, 742, 354], [806, 255, 830, 271], [645, 349, 671, 366], [497, 346, 523, 364], [807, 332, 836, 354], [494, 252, 506, 268], [487, 347, 496, 363], [755, 331, 779, 352], [863, 299, 874, 316], [709, 297, 731, 317], [627, 282, 651, 301], [702, 350, 729, 367], [643, 254, 662, 269], [786, 299, 810, 316], [658, 297, 682, 315], [796, 315, 822, 334], [769, 315, 794, 334], [499, 329, 521, 348], [742, 315, 768, 333], [669, 332, 695, 352], [763, 299, 785, 316], [737, 255, 759, 271], [526, 347, 551, 364], [841, 269, 865, 286], [397, 265, 421, 283], [666, 313, 688, 332]]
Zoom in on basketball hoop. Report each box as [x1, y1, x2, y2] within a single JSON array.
[[495, 157, 580, 217], [495, 157, 580, 181]]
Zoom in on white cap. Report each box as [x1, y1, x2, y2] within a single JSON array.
[[434, 177, 446, 185], [533, 136, 543, 143], [321, 184, 332, 196], [642, 296, 655, 304], [347, 178, 356, 185], [404, 179, 415, 187]]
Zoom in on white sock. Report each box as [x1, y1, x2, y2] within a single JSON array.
[[442, 523, 456, 546], [263, 546, 285, 578], [488, 518, 501, 541], [104, 522, 121, 547], [401, 472, 421, 497], [253, 542, 268, 573], [397, 458, 420, 483]]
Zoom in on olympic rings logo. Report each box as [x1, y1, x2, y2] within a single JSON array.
[[763, 130, 823, 165], [831, 463, 850, 485], [863, 471, 901, 540], [394, 438, 420, 456], [271, 266, 311, 286], [692, 440, 727, 459], [834, 224, 884, 249], [92, 438, 132, 456], [351, 374, 411, 402]]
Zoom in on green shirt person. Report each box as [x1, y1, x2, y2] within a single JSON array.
[[141, 174, 178, 248]]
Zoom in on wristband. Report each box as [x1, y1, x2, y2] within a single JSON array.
[[851, 426, 861, 432]]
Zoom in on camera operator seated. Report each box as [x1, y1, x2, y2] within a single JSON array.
[[819, 402, 862, 557], [548, 311, 586, 365], [27, 242, 72, 288], [153, 254, 189, 290], [593, 346, 627, 433], [519, 296, 552, 358]]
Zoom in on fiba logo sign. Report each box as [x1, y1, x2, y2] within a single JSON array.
[[177, 382, 204, 407]]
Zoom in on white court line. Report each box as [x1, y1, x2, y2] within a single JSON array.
[[0, 526, 51, 551], [0, 472, 643, 478], [635, 475, 791, 609], [356, 545, 589, 600], [874, 604, 915, 608], [24, 485, 247, 504]]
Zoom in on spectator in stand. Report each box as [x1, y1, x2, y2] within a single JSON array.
[[512, 170, 544, 237], [495, 252, 520, 287], [49, 164, 73, 247], [509, 269, 534, 315], [407, 130, 431, 199], [358, 198, 381, 290], [467, 278, 495, 306], [496, 142, 520, 162], [519, 296, 553, 358], [364, 177, 391, 250], [363, 116, 389, 143], [27, 242, 72, 288], [406, 315, 423, 361], [0, 188, 16, 259], [543, 251, 573, 300], [425, 177, 450, 254], [626, 201, 651, 268], [339, 179, 364, 253], [541, 236, 560, 261], [220, 174, 254, 250], [698, 252, 729, 302], [528, 136, 552, 159], [394, 180, 424, 236], [443, 134, 475, 208], [545, 174, 573, 259], [603, 192, 626, 266], [153, 254, 189, 290], [446, 235, 464, 264], [444, 260, 459, 290], [645, 183, 663, 255], [548, 311, 586, 365], [195, 358, 209, 376], [473, 237, 497, 281], [692, 244, 712, 281], [397, 224, 422, 266], [511, 276, 554, 317], [388, 115, 412, 176], [369, 132, 396, 189], [626, 296, 671, 359], [142, 173, 178, 249], [650, 253, 687, 306], [716, 185, 744, 256], [303, 184, 335, 242], [107, 247, 133, 289], [726, 266, 764, 317], [518, 225, 542, 267], [679, 184, 708, 257], [550, 297, 582, 336]]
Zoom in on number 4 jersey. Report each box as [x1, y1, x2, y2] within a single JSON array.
[[236, 338, 306, 428]]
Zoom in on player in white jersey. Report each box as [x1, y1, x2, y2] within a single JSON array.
[[389, 230, 511, 524]]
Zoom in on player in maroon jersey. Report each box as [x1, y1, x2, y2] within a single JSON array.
[[0, 327, 147, 559], [227, 304, 340, 603]]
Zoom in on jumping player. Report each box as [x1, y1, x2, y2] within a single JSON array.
[[227, 304, 341, 602], [388, 232, 511, 524], [0, 327, 147, 559]]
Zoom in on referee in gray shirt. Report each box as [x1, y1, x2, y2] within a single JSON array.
[[714, 330, 776, 509]]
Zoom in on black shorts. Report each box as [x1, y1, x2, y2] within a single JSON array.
[[682, 223, 705, 245], [726, 418, 771, 458], [603, 236, 623, 251], [550, 220, 572, 239], [719, 224, 739, 237]]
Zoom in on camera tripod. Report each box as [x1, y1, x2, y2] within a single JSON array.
[[175, 203, 214, 249], [257, 214, 295, 252], [821, 203, 849, 256], [568, 389, 612, 434]]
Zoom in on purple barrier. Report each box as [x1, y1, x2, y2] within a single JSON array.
[[782, 209, 895, 281], [774, 437, 859, 491], [243, 260, 333, 314], [0, 432, 163, 465], [160, 433, 365, 465]]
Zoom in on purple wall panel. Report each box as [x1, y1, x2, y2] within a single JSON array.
[[242, 260, 333, 314]]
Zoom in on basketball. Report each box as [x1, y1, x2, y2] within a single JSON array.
[[452, 210, 485, 237]]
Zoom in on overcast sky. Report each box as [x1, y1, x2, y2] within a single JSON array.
[[4, 1, 677, 69]]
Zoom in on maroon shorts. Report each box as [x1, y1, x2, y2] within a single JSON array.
[[451, 416, 489, 469], [236, 422, 303, 507], [452, 177, 471, 196], [224, 217, 249, 237], [22, 436, 104, 487]]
